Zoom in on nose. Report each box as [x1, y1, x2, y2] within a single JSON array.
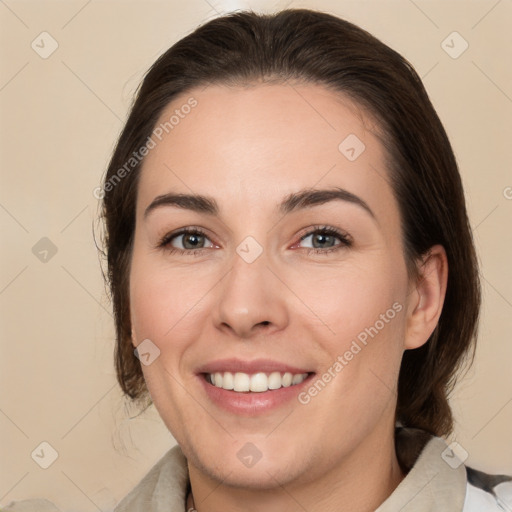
[[212, 247, 289, 339]]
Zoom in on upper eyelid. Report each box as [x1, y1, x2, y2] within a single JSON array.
[[160, 227, 212, 246], [298, 225, 351, 239]]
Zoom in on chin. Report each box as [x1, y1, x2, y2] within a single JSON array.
[[205, 458, 305, 490], [186, 437, 314, 490]]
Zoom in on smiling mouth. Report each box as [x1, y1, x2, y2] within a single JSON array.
[[203, 371, 312, 393]]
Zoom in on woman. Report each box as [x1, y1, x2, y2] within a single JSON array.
[[5, 7, 509, 512], [104, 8, 510, 512]]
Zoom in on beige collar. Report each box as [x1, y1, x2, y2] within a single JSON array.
[[376, 428, 467, 511]]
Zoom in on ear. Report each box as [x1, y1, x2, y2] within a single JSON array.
[[404, 245, 448, 350]]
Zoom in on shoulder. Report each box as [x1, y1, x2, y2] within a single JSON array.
[[379, 427, 511, 512], [463, 466, 512, 512], [1, 445, 189, 512], [114, 443, 189, 511]]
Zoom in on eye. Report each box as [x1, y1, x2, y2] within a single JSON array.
[[158, 227, 216, 254], [294, 225, 352, 255], [157, 225, 352, 256]]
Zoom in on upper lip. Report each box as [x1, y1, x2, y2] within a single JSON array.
[[196, 358, 313, 375]]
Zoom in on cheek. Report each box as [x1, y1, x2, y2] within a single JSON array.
[[130, 252, 203, 343], [290, 253, 407, 405], [129, 251, 206, 435], [128, 248, 218, 395], [291, 258, 406, 342]]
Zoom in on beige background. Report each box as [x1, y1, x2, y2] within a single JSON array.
[[1, 0, 511, 510]]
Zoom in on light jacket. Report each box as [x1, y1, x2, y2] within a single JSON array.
[[3, 428, 511, 511]]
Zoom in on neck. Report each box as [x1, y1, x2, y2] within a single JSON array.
[[187, 423, 405, 512]]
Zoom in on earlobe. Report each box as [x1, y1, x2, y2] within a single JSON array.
[[404, 245, 448, 350]]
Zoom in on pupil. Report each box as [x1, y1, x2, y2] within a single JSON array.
[[313, 234, 332, 248], [184, 234, 203, 249]]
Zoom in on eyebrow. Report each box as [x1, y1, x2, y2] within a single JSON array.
[[144, 187, 375, 220]]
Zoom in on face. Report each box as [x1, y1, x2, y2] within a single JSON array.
[[129, 83, 414, 489]]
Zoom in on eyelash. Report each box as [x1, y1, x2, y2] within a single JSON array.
[[157, 225, 352, 256], [298, 225, 353, 255], [157, 227, 213, 257]]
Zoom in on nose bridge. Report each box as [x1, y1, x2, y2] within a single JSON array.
[[213, 236, 289, 338]]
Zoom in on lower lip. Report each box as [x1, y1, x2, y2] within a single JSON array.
[[198, 374, 314, 416]]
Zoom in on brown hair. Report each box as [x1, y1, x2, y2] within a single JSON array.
[[101, 9, 480, 436]]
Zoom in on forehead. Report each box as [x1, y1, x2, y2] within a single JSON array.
[[136, 83, 397, 225]]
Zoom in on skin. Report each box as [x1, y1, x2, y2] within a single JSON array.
[[129, 83, 448, 512]]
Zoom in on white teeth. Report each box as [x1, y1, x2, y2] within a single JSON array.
[[233, 372, 250, 392], [222, 371, 234, 390], [292, 373, 304, 385], [268, 371, 282, 390], [282, 372, 293, 387], [207, 371, 309, 392], [249, 372, 268, 392]]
